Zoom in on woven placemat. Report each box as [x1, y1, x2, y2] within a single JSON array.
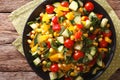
[[9, 0, 120, 80]]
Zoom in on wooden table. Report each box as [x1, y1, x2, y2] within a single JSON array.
[[0, 0, 120, 80]]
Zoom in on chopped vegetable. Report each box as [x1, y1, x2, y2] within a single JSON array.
[[27, 1, 113, 80]]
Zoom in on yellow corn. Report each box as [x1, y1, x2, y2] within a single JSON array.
[[30, 34, 35, 39], [70, 72, 76, 76], [83, 33, 88, 37], [42, 61, 47, 65], [70, 35, 75, 40], [98, 38, 103, 42], [93, 42, 98, 46], [65, 12, 74, 20], [49, 48, 54, 53], [106, 23, 110, 28], [35, 28, 42, 33], [105, 37, 112, 43], [27, 39, 32, 44], [54, 32, 59, 37]]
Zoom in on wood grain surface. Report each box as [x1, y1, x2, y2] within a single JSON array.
[[0, 0, 120, 80]]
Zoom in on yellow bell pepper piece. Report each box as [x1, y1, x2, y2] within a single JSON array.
[[54, 8, 64, 17], [105, 37, 112, 43], [57, 5, 69, 11], [98, 48, 108, 52], [31, 44, 38, 53], [65, 12, 74, 20], [81, 21, 86, 27], [68, 26, 74, 31], [41, 23, 50, 32], [42, 13, 50, 23], [37, 35, 49, 43], [49, 53, 64, 62]]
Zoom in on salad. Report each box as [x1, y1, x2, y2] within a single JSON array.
[[27, 0, 112, 80]]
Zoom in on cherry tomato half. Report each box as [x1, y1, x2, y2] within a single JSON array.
[[76, 24, 84, 29], [52, 16, 59, 24], [50, 64, 59, 72], [52, 24, 61, 31], [73, 51, 84, 60], [61, 1, 69, 7], [64, 39, 74, 49], [99, 39, 108, 48], [46, 5, 54, 14], [85, 2, 94, 12]]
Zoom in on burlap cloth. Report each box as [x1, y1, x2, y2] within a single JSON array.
[[9, 0, 120, 80]]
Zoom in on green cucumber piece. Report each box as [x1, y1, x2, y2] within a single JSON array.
[[49, 72, 57, 80], [58, 46, 64, 53], [69, 1, 78, 11], [57, 36, 64, 44], [33, 57, 41, 66], [62, 29, 69, 37], [74, 15, 81, 24]]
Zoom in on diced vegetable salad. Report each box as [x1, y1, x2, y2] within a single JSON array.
[[27, 0, 112, 80]]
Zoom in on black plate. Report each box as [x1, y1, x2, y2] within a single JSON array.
[[22, 0, 116, 80]]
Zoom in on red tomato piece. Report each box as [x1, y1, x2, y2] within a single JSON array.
[[47, 41, 51, 48], [46, 5, 54, 14], [73, 51, 84, 60], [96, 14, 103, 20], [64, 39, 74, 49], [103, 30, 112, 37], [52, 24, 61, 31], [61, 1, 69, 7], [52, 16, 59, 24], [85, 2, 94, 12], [75, 31, 82, 40], [50, 64, 59, 72], [76, 24, 84, 29], [99, 39, 108, 48]]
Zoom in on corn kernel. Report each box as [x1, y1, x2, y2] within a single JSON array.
[[83, 33, 88, 37], [70, 72, 76, 76], [30, 34, 35, 39], [49, 48, 54, 53], [98, 38, 103, 42], [106, 23, 110, 28], [58, 64, 62, 68], [27, 39, 32, 44], [42, 61, 47, 65], [93, 42, 98, 46], [36, 28, 42, 32], [31, 30, 35, 34], [54, 32, 59, 37], [90, 26, 94, 31], [70, 35, 75, 40], [62, 64, 66, 67], [79, 7, 84, 15]]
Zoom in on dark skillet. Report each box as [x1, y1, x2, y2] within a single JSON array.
[[22, 0, 116, 80]]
